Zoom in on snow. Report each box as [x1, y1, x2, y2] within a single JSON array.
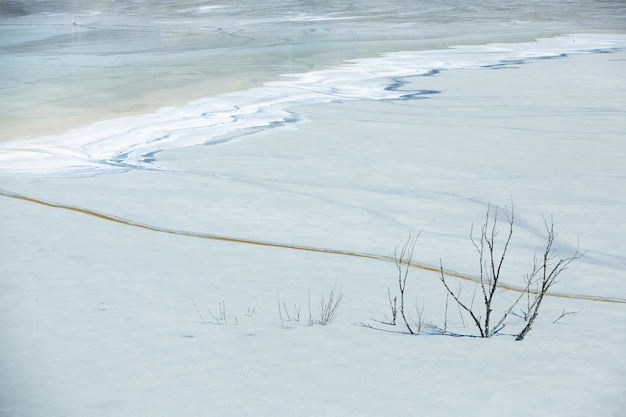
[[1, 27, 626, 417]]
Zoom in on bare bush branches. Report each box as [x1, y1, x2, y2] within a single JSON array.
[[472, 204, 514, 335], [410, 299, 431, 334], [191, 298, 207, 324], [393, 233, 420, 334], [552, 307, 583, 324], [278, 287, 343, 327], [208, 300, 229, 325], [318, 285, 343, 325], [278, 291, 302, 324], [387, 288, 398, 325], [192, 299, 254, 326], [437, 204, 582, 340], [439, 204, 524, 338], [515, 219, 584, 340]]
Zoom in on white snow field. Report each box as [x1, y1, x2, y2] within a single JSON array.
[[1, 1, 626, 416]]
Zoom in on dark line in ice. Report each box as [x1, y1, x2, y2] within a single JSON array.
[[385, 77, 441, 101], [140, 151, 160, 163], [533, 53, 569, 60], [483, 60, 524, 70], [385, 79, 409, 91], [397, 90, 441, 100], [2, 189, 625, 306], [202, 112, 301, 147], [421, 69, 441, 77]]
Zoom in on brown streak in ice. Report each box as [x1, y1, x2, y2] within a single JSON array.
[[2, 190, 625, 305]]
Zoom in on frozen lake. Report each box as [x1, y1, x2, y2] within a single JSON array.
[[1, 1, 626, 416], [1, 0, 625, 139]]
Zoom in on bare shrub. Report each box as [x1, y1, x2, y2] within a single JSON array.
[[410, 299, 431, 334], [192, 299, 255, 326], [438, 204, 524, 337], [207, 300, 232, 325], [191, 298, 207, 324], [318, 285, 343, 326], [386, 288, 398, 325], [277, 291, 301, 324], [552, 307, 583, 324], [515, 218, 583, 340], [438, 204, 582, 340], [392, 233, 421, 334], [278, 287, 343, 326]]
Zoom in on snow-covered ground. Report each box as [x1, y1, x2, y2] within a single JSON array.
[[2, 38, 625, 415], [2, 1, 626, 414]]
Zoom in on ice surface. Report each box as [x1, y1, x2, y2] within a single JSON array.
[[1, 2, 626, 417], [2, 34, 625, 175], [2, 0, 625, 139], [2, 48, 626, 416]]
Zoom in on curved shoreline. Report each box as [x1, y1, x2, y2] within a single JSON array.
[[2, 0, 624, 142]]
